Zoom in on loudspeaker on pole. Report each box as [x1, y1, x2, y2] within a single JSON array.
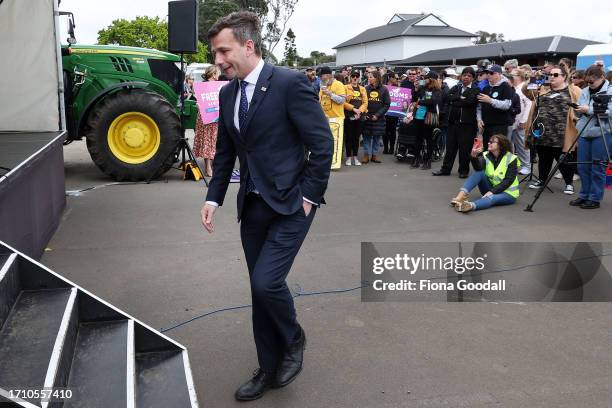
[[168, 0, 199, 54]]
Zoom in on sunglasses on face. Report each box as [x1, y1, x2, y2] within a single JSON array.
[[549, 72, 562, 78]]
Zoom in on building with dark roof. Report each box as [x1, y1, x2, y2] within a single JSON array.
[[334, 13, 475, 66], [394, 35, 602, 68]]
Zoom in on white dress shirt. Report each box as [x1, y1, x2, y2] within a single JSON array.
[[234, 58, 265, 131], [205, 58, 315, 207]]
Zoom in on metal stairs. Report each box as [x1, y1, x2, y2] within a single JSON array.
[[0, 241, 199, 408]]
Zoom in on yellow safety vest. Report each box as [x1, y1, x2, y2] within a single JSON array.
[[483, 152, 520, 198]]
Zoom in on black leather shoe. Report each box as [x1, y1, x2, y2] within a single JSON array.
[[275, 326, 306, 388], [432, 170, 450, 176], [458, 173, 469, 179], [580, 200, 600, 209], [235, 369, 276, 401], [569, 198, 587, 207]]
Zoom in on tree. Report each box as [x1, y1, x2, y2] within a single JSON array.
[[233, 0, 268, 19], [297, 56, 314, 67], [184, 41, 209, 64], [261, 0, 298, 61], [473, 31, 505, 45], [97, 16, 208, 63], [283, 28, 297, 66], [97, 16, 169, 51], [198, 0, 239, 62], [197, 0, 298, 62]]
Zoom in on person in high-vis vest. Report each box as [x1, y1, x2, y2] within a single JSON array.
[[450, 134, 519, 212]]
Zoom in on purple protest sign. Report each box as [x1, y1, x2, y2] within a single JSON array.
[[194, 81, 229, 124], [386, 86, 412, 118]]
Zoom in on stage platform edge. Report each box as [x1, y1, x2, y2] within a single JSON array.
[[0, 131, 67, 259]]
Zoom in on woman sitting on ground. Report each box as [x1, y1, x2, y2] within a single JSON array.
[[450, 134, 520, 212]]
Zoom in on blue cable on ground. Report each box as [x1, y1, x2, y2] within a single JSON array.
[[160, 283, 367, 333]]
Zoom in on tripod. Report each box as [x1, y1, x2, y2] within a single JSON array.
[[520, 86, 552, 192], [525, 112, 611, 212], [519, 141, 553, 193], [148, 52, 208, 186]]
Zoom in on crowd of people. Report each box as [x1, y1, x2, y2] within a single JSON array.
[[305, 59, 612, 212], [185, 57, 611, 213]]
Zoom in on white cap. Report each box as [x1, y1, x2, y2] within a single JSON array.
[[445, 68, 458, 77]]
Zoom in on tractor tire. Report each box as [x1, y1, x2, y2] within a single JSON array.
[[85, 90, 181, 181]]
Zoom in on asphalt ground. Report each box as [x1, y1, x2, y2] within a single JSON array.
[[42, 131, 612, 407]]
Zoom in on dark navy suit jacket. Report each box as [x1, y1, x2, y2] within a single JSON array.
[[205, 62, 333, 220]]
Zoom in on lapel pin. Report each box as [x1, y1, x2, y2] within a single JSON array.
[[261, 86, 267, 92]]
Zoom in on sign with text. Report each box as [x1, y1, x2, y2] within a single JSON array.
[[361, 242, 612, 302], [386, 86, 412, 118], [194, 81, 229, 124]]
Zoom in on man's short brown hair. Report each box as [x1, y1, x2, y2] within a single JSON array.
[[207, 11, 263, 56]]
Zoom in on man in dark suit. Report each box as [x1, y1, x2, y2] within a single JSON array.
[[200, 12, 333, 401]]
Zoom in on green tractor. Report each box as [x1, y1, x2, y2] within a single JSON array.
[[61, 38, 198, 181]]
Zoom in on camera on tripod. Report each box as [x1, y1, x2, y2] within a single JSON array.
[[592, 93, 611, 114]]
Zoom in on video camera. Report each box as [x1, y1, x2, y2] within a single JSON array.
[[527, 72, 550, 89], [592, 93, 611, 114]]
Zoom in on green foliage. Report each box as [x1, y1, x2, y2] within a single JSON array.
[[97, 16, 169, 50], [97, 15, 208, 63], [198, 0, 239, 46], [184, 42, 209, 64], [197, 0, 298, 62], [473, 31, 505, 45], [232, 0, 268, 18], [301, 51, 335, 66], [262, 0, 298, 60], [283, 28, 297, 67], [298, 57, 314, 67]]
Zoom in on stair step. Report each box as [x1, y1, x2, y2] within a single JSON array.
[[0, 253, 10, 267], [136, 350, 195, 408], [0, 253, 19, 329], [64, 320, 132, 408], [0, 288, 73, 401]]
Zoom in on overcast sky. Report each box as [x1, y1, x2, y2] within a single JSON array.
[[59, 0, 611, 59]]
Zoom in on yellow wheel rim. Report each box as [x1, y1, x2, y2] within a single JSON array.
[[107, 112, 161, 164]]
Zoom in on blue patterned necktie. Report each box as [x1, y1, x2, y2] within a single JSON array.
[[239, 80, 249, 129], [239, 80, 256, 193]]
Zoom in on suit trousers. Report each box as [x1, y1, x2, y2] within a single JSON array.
[[240, 194, 316, 373], [441, 122, 476, 175]]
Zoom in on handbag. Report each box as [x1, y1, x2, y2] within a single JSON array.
[[424, 111, 439, 127]]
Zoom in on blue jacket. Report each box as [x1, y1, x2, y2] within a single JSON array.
[[576, 80, 612, 138], [206, 63, 333, 221]]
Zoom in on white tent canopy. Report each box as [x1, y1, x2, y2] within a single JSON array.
[[0, 0, 64, 132], [576, 43, 612, 71]]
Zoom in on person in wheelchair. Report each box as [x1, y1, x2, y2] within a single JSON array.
[[395, 106, 418, 162], [450, 134, 520, 213]]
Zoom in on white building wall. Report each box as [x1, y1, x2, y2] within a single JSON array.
[[402, 36, 473, 60], [336, 37, 405, 65], [337, 36, 473, 65]]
